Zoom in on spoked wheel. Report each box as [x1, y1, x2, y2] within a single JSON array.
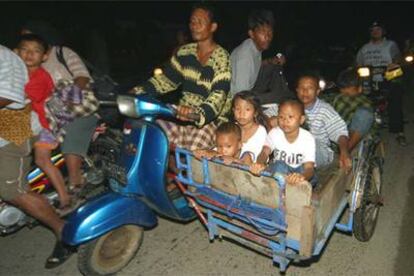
[[78, 225, 143, 275], [353, 159, 383, 242]]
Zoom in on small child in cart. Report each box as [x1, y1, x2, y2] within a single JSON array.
[[250, 99, 317, 186], [194, 122, 254, 166]]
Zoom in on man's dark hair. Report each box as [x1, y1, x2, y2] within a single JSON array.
[[191, 2, 218, 24], [248, 9, 275, 30], [295, 71, 320, 88], [16, 33, 49, 52], [337, 67, 360, 89], [216, 122, 242, 140]]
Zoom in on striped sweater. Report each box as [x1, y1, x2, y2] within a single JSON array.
[[133, 43, 232, 127], [305, 98, 349, 167]]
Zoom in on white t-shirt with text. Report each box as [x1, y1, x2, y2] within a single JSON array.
[[264, 127, 315, 168]]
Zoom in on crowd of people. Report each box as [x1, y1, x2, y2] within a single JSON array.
[[0, 2, 408, 270]]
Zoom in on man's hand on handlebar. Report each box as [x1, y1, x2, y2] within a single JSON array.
[[175, 105, 200, 122]]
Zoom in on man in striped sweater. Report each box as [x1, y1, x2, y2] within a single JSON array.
[[131, 3, 231, 152], [296, 73, 352, 171]]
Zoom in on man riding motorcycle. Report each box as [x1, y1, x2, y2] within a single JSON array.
[[356, 21, 406, 146]]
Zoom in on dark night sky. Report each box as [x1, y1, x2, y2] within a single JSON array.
[[1, 1, 414, 81]]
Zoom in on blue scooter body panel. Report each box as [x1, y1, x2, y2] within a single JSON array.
[[62, 191, 157, 245], [111, 118, 195, 221]]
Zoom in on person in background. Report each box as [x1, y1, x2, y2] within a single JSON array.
[[356, 21, 406, 146], [332, 67, 374, 151], [21, 20, 99, 193], [296, 73, 352, 171], [230, 9, 275, 95]]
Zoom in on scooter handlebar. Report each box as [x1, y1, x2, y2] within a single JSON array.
[[98, 100, 118, 107]]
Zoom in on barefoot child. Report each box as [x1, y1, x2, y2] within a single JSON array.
[[250, 100, 316, 185], [194, 122, 254, 165], [15, 34, 72, 209], [232, 90, 268, 162]]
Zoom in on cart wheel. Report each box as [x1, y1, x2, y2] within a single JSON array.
[[78, 225, 143, 275], [353, 159, 382, 242]]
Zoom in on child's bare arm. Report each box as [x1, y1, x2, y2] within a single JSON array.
[[249, 163, 267, 176], [239, 152, 254, 166], [193, 149, 218, 160], [302, 162, 315, 181], [286, 162, 315, 185], [256, 146, 272, 165], [285, 173, 305, 185]]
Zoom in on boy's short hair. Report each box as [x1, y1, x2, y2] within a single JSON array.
[[336, 67, 361, 89], [192, 2, 218, 24], [216, 122, 242, 140], [279, 99, 305, 116], [16, 33, 49, 53], [248, 9, 274, 30], [295, 71, 320, 88]]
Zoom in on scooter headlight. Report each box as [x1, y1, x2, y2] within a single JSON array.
[[357, 67, 370, 77], [405, 55, 414, 63], [117, 95, 139, 118]]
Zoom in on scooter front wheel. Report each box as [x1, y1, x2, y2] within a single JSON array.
[[78, 225, 143, 275]]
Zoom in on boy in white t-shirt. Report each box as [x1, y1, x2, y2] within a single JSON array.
[[250, 100, 316, 185], [194, 122, 254, 165]]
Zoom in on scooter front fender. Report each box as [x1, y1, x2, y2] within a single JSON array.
[[62, 192, 157, 245]]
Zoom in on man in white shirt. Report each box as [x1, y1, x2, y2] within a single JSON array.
[[356, 22, 406, 146]]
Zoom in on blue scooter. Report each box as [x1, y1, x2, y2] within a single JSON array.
[[61, 95, 197, 275]]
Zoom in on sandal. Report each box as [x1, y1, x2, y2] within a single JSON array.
[[44, 241, 74, 269]]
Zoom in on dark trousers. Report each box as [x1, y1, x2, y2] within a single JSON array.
[[380, 81, 404, 133]]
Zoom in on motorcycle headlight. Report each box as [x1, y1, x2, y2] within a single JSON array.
[[405, 55, 414, 63], [357, 67, 370, 77], [319, 79, 326, 90], [153, 68, 163, 76], [117, 95, 139, 118]]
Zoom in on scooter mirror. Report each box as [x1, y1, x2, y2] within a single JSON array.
[[117, 95, 139, 118]]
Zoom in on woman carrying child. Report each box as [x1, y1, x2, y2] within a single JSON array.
[[250, 99, 316, 186]]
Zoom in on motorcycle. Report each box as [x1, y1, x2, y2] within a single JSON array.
[[0, 124, 120, 235], [61, 94, 198, 275]]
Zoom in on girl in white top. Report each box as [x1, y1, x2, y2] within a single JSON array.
[[232, 91, 268, 162], [250, 100, 316, 186]]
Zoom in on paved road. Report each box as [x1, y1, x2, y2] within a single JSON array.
[[1, 99, 414, 276]]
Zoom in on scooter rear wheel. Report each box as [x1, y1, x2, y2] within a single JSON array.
[[78, 225, 143, 275]]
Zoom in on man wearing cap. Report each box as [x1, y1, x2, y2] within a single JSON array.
[[356, 22, 406, 146]]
